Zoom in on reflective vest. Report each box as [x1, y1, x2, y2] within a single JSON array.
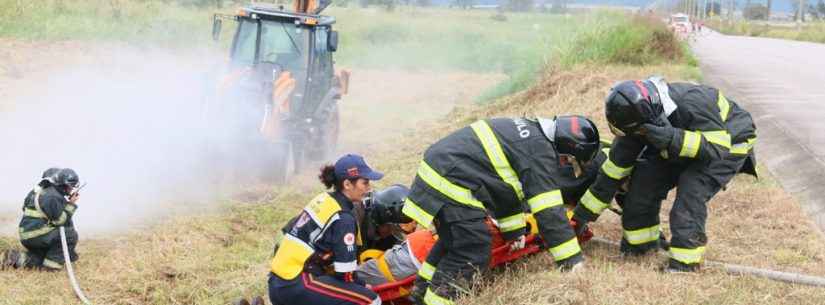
[[270, 192, 360, 280]]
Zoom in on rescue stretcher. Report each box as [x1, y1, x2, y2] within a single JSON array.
[[371, 225, 592, 305]]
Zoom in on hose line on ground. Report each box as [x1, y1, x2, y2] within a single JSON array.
[[590, 237, 825, 287], [60, 226, 93, 305]]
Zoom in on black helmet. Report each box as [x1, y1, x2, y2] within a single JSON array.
[[54, 168, 80, 188], [605, 80, 663, 136], [539, 115, 601, 167], [368, 184, 412, 225]]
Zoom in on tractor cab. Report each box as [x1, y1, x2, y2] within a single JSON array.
[[209, 2, 345, 183]]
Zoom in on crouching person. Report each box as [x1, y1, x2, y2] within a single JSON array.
[[2, 168, 81, 271], [268, 154, 383, 305]]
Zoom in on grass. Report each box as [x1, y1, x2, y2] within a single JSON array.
[[2, 4, 824, 305], [707, 18, 825, 44]]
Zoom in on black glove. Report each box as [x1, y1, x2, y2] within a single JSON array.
[[639, 123, 673, 151]]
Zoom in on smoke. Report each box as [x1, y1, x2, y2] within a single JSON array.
[[0, 46, 249, 236]]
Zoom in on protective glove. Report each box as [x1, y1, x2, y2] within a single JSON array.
[[638, 123, 673, 151], [509, 234, 526, 252]]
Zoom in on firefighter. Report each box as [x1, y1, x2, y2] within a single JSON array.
[[1, 168, 81, 271], [268, 154, 383, 305], [361, 184, 415, 252], [572, 76, 757, 273], [402, 115, 602, 305]]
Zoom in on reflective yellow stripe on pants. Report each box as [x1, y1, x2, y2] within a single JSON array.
[[19, 226, 54, 240], [424, 287, 454, 305], [470, 120, 525, 200], [549, 237, 581, 261], [623, 224, 660, 245], [580, 190, 609, 216], [670, 246, 706, 264]]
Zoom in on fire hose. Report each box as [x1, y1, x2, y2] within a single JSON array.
[[589, 237, 825, 287], [60, 226, 93, 305]]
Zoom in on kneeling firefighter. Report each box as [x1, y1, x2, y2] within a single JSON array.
[[2, 168, 81, 271], [268, 154, 383, 305], [402, 115, 602, 305]]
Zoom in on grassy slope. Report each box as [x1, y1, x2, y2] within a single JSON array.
[[1, 5, 824, 305], [706, 18, 825, 44]]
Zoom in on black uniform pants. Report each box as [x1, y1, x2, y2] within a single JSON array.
[[412, 203, 490, 305], [268, 272, 379, 305], [21, 227, 78, 270], [620, 154, 746, 264]]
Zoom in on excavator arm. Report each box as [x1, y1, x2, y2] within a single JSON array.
[[294, 0, 332, 14]]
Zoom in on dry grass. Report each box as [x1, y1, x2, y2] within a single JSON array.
[[2, 61, 823, 305]]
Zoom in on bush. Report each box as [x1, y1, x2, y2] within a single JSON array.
[[560, 14, 685, 67]]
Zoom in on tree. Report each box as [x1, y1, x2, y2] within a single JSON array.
[[744, 4, 769, 20]]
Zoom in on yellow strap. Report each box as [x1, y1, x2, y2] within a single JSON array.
[[670, 246, 706, 264], [470, 120, 524, 200], [601, 158, 633, 180], [702, 130, 732, 149], [549, 237, 581, 261], [402, 198, 435, 228], [497, 214, 526, 233], [679, 130, 702, 158], [375, 255, 397, 283], [416, 161, 484, 209], [527, 190, 563, 214], [718, 92, 730, 122], [623, 224, 660, 245], [580, 190, 608, 216]]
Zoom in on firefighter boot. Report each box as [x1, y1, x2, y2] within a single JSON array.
[[1, 250, 25, 270], [662, 258, 700, 274]]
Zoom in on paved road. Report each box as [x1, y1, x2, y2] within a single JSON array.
[[693, 30, 825, 233]]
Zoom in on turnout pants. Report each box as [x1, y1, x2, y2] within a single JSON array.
[[20, 227, 78, 270], [620, 153, 746, 267], [411, 203, 490, 305], [268, 272, 380, 305]]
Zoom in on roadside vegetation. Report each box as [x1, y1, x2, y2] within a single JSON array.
[[2, 2, 825, 305], [707, 18, 825, 44]]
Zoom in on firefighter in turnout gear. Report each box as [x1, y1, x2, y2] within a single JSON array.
[[402, 115, 602, 305], [268, 154, 383, 305], [2, 168, 81, 271], [572, 77, 757, 273]]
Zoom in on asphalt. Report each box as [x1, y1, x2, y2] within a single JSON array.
[[692, 30, 825, 234]]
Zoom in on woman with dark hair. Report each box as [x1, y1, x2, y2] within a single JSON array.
[[268, 154, 384, 305]]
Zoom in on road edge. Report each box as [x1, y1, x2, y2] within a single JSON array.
[[701, 66, 825, 237]]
